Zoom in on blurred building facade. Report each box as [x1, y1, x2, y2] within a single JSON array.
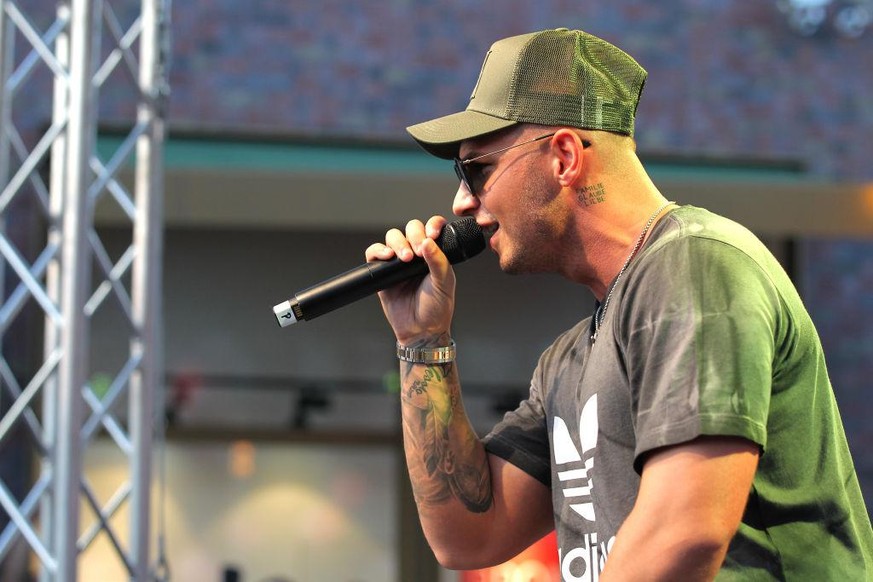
[[146, 0, 873, 496], [8, 1, 873, 580]]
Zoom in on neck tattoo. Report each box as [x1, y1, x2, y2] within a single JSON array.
[[591, 201, 676, 343]]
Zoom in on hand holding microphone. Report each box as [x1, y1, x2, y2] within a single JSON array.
[[272, 217, 485, 328]]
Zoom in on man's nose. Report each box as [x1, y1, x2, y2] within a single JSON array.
[[452, 183, 479, 216]]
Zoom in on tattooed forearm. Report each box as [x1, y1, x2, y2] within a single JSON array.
[[400, 362, 493, 514], [446, 453, 492, 512], [405, 366, 444, 400]]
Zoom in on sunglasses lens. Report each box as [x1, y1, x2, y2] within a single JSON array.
[[454, 160, 473, 194]]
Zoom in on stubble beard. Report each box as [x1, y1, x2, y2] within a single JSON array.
[[496, 172, 562, 276]]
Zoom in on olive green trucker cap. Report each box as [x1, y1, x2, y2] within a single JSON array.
[[406, 28, 647, 159]]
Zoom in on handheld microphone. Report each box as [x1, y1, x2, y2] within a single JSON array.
[[272, 217, 485, 327]]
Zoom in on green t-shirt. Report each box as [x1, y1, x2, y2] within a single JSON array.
[[484, 205, 873, 580]]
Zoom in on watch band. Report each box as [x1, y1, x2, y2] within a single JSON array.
[[396, 340, 456, 364]]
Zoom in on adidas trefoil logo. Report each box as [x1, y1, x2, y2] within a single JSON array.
[[553, 394, 598, 522]]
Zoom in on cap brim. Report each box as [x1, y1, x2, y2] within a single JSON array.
[[406, 110, 518, 159]]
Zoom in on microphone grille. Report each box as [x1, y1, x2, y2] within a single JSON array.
[[437, 217, 486, 264]]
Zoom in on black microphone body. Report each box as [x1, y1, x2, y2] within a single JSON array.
[[273, 217, 485, 327]]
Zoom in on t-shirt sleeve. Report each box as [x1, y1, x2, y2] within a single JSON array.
[[618, 236, 778, 473], [482, 356, 553, 487]]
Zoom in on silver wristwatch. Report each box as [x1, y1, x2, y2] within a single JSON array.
[[396, 340, 456, 364]]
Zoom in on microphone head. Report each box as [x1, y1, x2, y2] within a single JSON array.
[[436, 217, 486, 264]]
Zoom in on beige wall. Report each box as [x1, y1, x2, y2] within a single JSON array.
[[81, 439, 398, 582], [90, 226, 592, 435]]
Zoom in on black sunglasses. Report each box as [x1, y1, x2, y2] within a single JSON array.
[[453, 133, 555, 196], [453, 132, 590, 195]]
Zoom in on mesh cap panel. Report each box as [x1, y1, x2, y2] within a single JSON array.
[[407, 28, 647, 159]]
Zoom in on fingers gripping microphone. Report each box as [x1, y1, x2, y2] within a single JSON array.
[[272, 217, 485, 327]]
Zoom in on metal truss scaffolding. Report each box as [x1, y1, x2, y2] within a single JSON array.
[[0, 0, 169, 580]]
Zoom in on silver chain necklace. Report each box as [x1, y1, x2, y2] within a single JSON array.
[[591, 200, 675, 342]]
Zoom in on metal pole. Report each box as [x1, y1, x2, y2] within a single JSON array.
[[0, 0, 13, 338], [0, 2, 12, 574], [0, 0, 15, 410], [53, 0, 97, 578], [0, 1, 12, 188], [129, 0, 168, 577], [0, 0, 167, 578], [40, 4, 71, 577]]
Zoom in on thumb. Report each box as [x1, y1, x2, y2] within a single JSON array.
[[420, 237, 455, 292]]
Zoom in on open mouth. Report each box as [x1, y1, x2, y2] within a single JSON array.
[[482, 223, 499, 250], [481, 222, 498, 239]]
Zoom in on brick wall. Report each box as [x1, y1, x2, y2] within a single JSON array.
[[18, 0, 873, 181], [160, 0, 873, 180]]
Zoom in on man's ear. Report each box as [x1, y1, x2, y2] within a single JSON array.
[[550, 128, 588, 187]]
